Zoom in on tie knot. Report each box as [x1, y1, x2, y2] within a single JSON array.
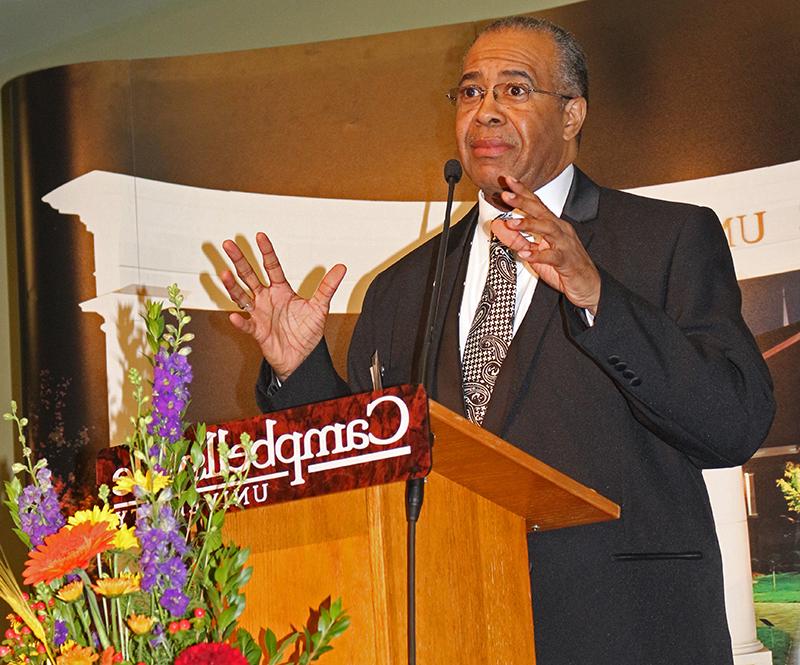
[[489, 235, 513, 262]]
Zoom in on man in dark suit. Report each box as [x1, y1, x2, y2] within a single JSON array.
[[220, 16, 774, 665]]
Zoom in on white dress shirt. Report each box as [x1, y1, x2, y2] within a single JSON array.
[[458, 164, 575, 358]]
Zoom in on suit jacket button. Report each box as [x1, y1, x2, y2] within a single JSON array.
[[608, 355, 620, 365], [630, 377, 642, 387], [615, 362, 627, 372], [622, 369, 636, 379]]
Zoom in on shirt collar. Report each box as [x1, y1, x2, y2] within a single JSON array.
[[476, 163, 575, 238]]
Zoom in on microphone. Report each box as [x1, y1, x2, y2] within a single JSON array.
[[415, 159, 462, 387], [406, 159, 461, 665], [444, 158, 463, 184]]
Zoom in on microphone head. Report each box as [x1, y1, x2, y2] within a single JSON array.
[[444, 159, 463, 184]]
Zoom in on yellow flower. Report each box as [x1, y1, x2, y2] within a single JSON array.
[[56, 580, 85, 603], [112, 524, 139, 551], [113, 469, 171, 495], [68, 505, 119, 530], [126, 613, 155, 636], [67, 503, 139, 550], [56, 643, 98, 664], [91, 572, 140, 597]]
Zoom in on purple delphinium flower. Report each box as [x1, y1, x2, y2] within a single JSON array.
[[136, 503, 190, 617], [160, 587, 190, 617], [148, 350, 193, 444], [53, 619, 68, 646], [17, 467, 65, 547], [149, 623, 165, 648]]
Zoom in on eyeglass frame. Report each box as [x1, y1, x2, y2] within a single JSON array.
[[446, 81, 575, 107]]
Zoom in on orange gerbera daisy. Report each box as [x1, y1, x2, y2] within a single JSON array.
[[92, 572, 140, 597], [56, 643, 98, 664], [23, 522, 115, 586], [126, 613, 155, 635], [56, 580, 85, 602]]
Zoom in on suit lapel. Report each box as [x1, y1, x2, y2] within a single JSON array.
[[481, 167, 601, 435]]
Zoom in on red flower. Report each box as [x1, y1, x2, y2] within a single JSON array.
[[174, 642, 247, 665], [23, 522, 115, 586]]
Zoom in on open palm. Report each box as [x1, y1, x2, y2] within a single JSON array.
[[220, 232, 346, 381]]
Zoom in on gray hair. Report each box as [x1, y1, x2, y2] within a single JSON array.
[[477, 16, 589, 103]]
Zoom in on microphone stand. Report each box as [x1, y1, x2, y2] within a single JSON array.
[[405, 159, 462, 665]]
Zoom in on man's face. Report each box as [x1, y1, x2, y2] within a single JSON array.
[[455, 29, 584, 198]]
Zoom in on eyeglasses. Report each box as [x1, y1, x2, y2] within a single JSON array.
[[446, 81, 574, 107]]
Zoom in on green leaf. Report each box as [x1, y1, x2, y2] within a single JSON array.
[[206, 586, 221, 610], [190, 443, 205, 471], [183, 486, 198, 506], [236, 566, 253, 588], [235, 628, 263, 665], [204, 528, 222, 553], [267, 632, 298, 665], [218, 605, 239, 638], [311, 645, 334, 661], [7, 476, 22, 497], [13, 527, 31, 548], [233, 547, 250, 569], [317, 610, 330, 635], [264, 628, 278, 655], [211, 509, 226, 530], [214, 558, 231, 586], [328, 615, 351, 638]]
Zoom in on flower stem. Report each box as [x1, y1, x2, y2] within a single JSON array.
[[77, 569, 111, 650], [61, 602, 83, 647]]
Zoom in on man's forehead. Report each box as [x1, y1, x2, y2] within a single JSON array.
[[460, 69, 534, 84], [460, 29, 556, 80]]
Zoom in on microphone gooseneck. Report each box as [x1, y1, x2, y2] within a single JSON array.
[[407, 159, 462, 665], [415, 159, 462, 387]]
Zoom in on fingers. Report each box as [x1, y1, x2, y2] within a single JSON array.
[[311, 264, 347, 309], [228, 311, 256, 334], [256, 232, 290, 290], [222, 238, 265, 295], [499, 177, 562, 238], [221, 233, 346, 313], [490, 217, 534, 253], [220, 269, 255, 310]]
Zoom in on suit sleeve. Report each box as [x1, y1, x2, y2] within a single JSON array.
[[254, 339, 350, 412], [566, 206, 775, 468]]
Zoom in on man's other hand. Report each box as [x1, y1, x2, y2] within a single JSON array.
[[491, 176, 601, 315]]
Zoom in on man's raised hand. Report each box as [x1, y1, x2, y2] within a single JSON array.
[[491, 176, 601, 315], [220, 232, 346, 381]]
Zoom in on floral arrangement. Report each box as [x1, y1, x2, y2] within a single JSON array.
[[0, 285, 348, 664]]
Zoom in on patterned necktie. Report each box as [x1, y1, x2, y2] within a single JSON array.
[[462, 235, 517, 425]]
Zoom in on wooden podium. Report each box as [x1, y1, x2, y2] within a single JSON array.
[[223, 400, 619, 664]]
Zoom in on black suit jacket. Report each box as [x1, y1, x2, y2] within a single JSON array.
[[258, 169, 775, 665]]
